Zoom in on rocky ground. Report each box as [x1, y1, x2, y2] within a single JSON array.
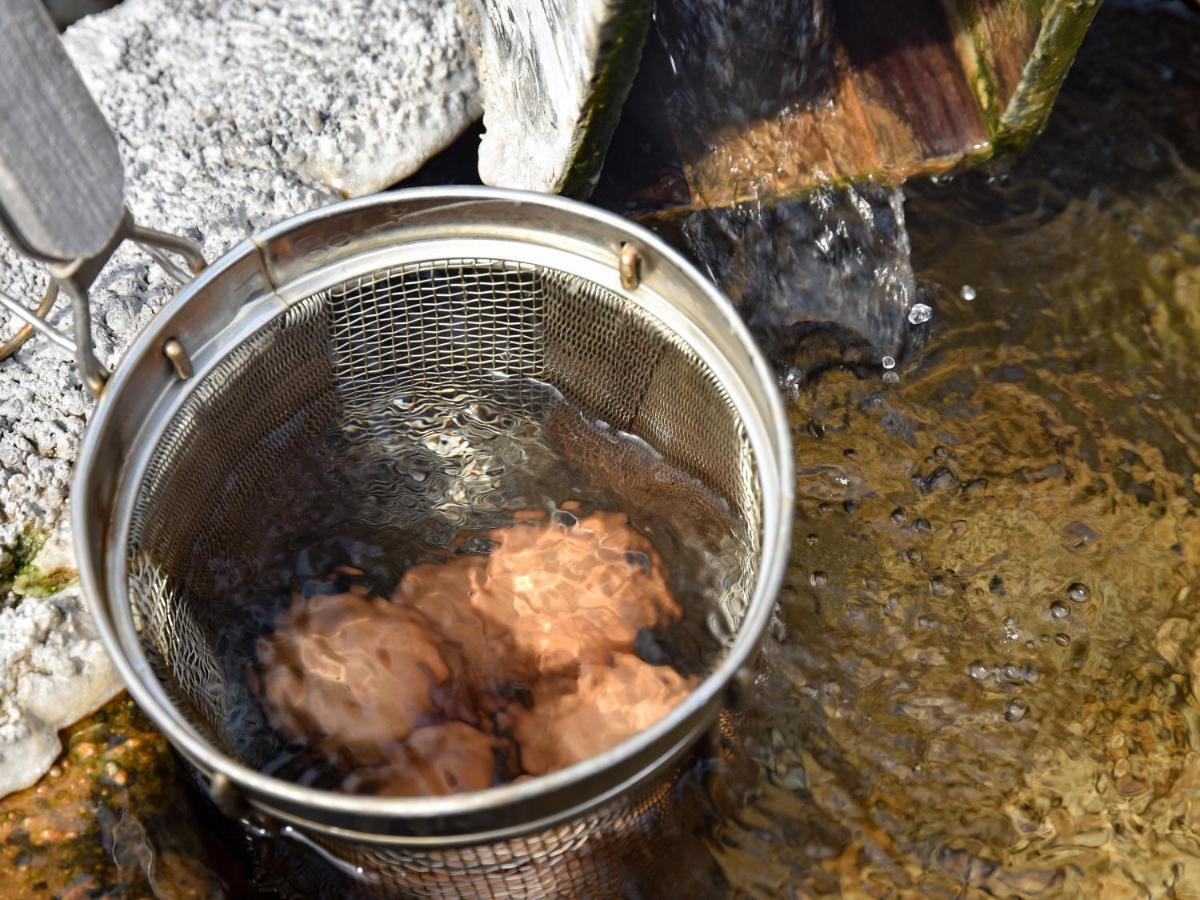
[[0, 0, 478, 803]]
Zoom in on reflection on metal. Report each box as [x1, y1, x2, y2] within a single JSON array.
[[619, 241, 642, 290], [163, 338, 192, 381]]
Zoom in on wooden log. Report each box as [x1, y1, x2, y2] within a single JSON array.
[[599, 0, 1101, 215]]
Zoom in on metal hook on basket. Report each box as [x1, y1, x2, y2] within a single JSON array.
[[209, 772, 382, 886], [0, 0, 206, 396]]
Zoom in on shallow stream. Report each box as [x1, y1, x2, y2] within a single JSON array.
[[693, 5, 1200, 895]]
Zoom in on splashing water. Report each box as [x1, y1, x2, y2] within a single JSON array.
[[56, 5, 1200, 896], [680, 184, 921, 383], [654, 0, 920, 380]]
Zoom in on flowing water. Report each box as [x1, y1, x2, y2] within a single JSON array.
[[681, 5, 1200, 896]]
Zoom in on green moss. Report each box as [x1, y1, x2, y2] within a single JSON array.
[[557, 0, 653, 199], [946, 0, 1003, 131], [0, 527, 47, 595], [994, 0, 1103, 153], [12, 564, 77, 598]]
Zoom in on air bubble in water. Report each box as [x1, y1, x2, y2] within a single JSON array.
[[882, 355, 896, 370], [1067, 582, 1090, 602], [907, 303, 933, 325], [1050, 601, 1070, 619], [1055, 633, 1071, 647], [968, 661, 988, 681], [883, 371, 900, 384], [960, 284, 977, 301], [1005, 699, 1028, 722]]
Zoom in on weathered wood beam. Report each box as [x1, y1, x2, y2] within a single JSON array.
[[601, 0, 1101, 215]]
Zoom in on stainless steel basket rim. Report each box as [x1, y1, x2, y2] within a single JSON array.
[[73, 187, 794, 840]]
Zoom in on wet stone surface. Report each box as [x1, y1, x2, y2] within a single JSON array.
[[0, 694, 224, 899]]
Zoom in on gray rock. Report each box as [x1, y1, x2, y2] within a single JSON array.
[[0, 0, 480, 797], [467, 0, 650, 196]]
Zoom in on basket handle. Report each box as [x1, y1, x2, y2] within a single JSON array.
[[0, 0, 206, 395]]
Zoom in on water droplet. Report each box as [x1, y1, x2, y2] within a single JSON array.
[[806, 533, 819, 545], [891, 507, 907, 524], [968, 661, 988, 681], [1005, 699, 1028, 722], [1050, 601, 1070, 619], [1055, 633, 1071, 647], [882, 355, 896, 370], [810, 571, 829, 588], [960, 284, 977, 301], [907, 303, 933, 325], [1067, 582, 1090, 602], [914, 517, 932, 532]]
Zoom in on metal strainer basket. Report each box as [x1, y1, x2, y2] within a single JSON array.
[[73, 189, 792, 896]]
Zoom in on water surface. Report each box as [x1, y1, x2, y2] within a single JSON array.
[[698, 6, 1200, 896]]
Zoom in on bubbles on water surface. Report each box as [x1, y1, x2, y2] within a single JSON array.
[[1004, 699, 1029, 723], [906, 302, 933, 325]]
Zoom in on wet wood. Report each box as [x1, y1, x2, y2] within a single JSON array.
[[600, 0, 1101, 214]]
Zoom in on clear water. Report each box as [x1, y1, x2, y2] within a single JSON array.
[[665, 6, 1200, 897], [195, 375, 739, 786]]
